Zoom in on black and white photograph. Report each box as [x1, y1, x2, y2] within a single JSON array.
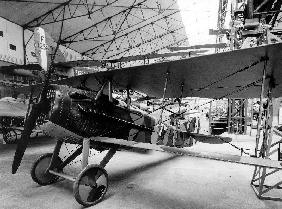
[[0, 0, 282, 208]]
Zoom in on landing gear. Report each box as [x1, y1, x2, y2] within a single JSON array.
[[73, 165, 108, 207], [31, 153, 61, 185], [30, 136, 117, 206]]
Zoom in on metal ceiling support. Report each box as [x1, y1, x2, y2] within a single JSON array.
[[104, 26, 187, 60], [79, 16, 172, 55], [23, 0, 73, 28], [23, 0, 119, 29], [61, 0, 148, 44], [102, 0, 138, 58], [75, 2, 186, 59], [216, 0, 228, 53], [62, 0, 187, 60], [146, 37, 188, 59], [18, 0, 188, 63]]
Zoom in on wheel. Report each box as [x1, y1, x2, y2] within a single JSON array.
[[31, 153, 60, 185], [73, 164, 108, 207], [3, 129, 17, 144]]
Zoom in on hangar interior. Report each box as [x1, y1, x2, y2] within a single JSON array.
[[1, 0, 282, 208]]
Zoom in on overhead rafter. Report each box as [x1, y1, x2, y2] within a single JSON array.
[[23, 0, 73, 28], [23, 0, 122, 29], [61, 0, 148, 44], [80, 10, 181, 56], [106, 27, 187, 59], [60, 0, 188, 60], [1, 0, 188, 62]]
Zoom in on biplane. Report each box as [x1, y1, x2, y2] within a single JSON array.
[[9, 33, 282, 206]]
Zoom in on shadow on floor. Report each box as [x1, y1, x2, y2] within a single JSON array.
[[109, 154, 179, 184], [50, 154, 179, 196]]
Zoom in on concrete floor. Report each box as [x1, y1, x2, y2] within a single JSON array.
[[1, 133, 282, 209]]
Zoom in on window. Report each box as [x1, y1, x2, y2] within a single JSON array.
[[9, 44, 16, 51], [0, 31, 3, 37]]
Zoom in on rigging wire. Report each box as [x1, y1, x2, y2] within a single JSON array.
[[149, 78, 263, 156]]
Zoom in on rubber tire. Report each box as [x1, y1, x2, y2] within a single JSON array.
[[31, 153, 60, 186], [73, 164, 108, 207]]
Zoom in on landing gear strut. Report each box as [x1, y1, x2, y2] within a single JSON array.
[[31, 153, 61, 185], [30, 137, 117, 207]]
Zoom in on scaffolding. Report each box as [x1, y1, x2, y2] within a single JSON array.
[[250, 59, 282, 201], [227, 98, 248, 134]]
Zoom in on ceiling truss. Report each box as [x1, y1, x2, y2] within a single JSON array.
[[19, 0, 188, 60]]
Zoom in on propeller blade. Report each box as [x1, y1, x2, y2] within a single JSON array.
[[11, 85, 54, 174], [12, 103, 43, 174]]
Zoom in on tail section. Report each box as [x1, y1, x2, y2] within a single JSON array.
[[34, 27, 48, 71]]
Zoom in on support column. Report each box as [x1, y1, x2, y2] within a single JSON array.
[[108, 80, 113, 102]]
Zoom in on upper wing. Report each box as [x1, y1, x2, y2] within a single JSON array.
[[55, 43, 282, 99], [13, 43, 282, 99]]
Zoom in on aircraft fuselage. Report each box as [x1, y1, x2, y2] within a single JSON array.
[[49, 92, 154, 143]]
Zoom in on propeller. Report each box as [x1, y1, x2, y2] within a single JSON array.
[[12, 19, 68, 173], [12, 26, 64, 174]]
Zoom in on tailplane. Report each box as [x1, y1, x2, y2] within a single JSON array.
[[34, 27, 48, 71]]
